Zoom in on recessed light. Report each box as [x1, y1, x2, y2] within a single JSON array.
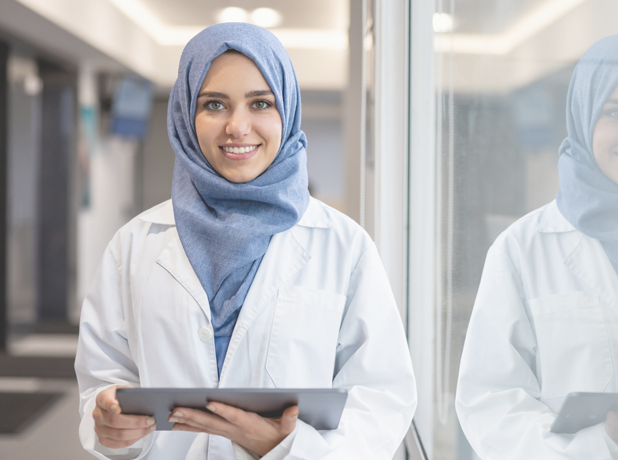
[[216, 7, 249, 24], [250, 8, 283, 28], [433, 13, 454, 33], [24, 74, 43, 96]]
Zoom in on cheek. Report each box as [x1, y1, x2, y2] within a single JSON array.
[[258, 116, 283, 157], [195, 120, 221, 155]]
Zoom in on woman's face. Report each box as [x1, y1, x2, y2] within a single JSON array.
[[195, 52, 282, 183], [592, 84, 618, 184]]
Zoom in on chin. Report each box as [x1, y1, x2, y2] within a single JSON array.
[[223, 170, 259, 184]]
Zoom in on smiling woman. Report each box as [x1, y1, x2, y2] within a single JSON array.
[[194, 51, 282, 184], [75, 22, 416, 460]]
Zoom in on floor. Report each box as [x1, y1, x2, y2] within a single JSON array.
[[0, 333, 92, 460]]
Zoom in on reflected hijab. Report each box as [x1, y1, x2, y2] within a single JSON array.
[[556, 35, 618, 274], [168, 23, 309, 339]]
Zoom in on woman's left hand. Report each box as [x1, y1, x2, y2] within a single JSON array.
[[169, 402, 298, 457], [606, 410, 618, 444]]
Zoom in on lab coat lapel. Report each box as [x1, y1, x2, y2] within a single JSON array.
[[156, 234, 211, 321], [220, 228, 311, 378], [565, 235, 618, 312]]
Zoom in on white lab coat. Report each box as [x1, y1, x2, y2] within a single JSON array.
[[75, 197, 417, 460], [456, 200, 618, 459]]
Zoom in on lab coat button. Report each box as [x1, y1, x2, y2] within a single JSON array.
[[198, 327, 212, 342]]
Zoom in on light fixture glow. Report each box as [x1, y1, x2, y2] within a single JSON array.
[[104, 0, 346, 50], [250, 8, 283, 28], [216, 7, 249, 24], [23, 73, 43, 96], [433, 13, 454, 33]]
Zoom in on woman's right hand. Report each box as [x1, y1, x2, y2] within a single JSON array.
[[93, 385, 156, 449]]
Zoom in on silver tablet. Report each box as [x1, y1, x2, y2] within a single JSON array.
[[116, 388, 348, 431], [550, 392, 618, 434]]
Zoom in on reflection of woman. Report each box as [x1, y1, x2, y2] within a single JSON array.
[[456, 35, 618, 458], [75, 24, 416, 460]]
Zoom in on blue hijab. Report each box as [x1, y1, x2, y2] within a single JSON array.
[[556, 35, 618, 274], [168, 23, 309, 374]]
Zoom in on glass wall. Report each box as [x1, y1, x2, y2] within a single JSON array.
[[408, 0, 618, 458]]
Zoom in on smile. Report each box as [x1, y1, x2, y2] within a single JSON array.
[[221, 145, 259, 154]]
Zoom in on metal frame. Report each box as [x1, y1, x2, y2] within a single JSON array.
[[0, 40, 8, 353]]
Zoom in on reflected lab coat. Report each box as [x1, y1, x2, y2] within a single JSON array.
[[75, 198, 417, 460], [456, 200, 618, 459]]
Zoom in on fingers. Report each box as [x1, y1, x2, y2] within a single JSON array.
[[96, 424, 156, 447], [279, 406, 299, 435], [172, 422, 212, 434], [169, 407, 229, 434], [205, 402, 245, 425], [94, 406, 155, 430]]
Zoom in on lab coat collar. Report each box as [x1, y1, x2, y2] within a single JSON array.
[[156, 235, 212, 322], [297, 198, 332, 228], [150, 199, 318, 384], [565, 234, 618, 311], [537, 200, 577, 234], [138, 197, 331, 229], [536, 201, 618, 307]]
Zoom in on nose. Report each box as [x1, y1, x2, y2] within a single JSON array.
[[226, 108, 251, 139]]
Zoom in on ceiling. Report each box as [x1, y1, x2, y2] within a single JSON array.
[[4, 0, 349, 90], [1, 0, 610, 94], [145, 0, 348, 30]]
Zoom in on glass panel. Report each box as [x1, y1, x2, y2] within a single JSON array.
[[410, 0, 618, 458]]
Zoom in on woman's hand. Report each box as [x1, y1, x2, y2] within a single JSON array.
[[93, 385, 156, 449], [606, 410, 618, 444], [169, 402, 298, 457]]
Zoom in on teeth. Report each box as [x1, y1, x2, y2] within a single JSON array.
[[222, 145, 257, 154]]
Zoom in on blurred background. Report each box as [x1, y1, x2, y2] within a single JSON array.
[[0, 0, 616, 459]]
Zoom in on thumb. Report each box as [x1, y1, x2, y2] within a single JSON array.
[[280, 406, 299, 434], [102, 384, 133, 414]]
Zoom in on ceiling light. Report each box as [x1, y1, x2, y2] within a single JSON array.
[[216, 7, 249, 24], [250, 8, 283, 28], [24, 73, 43, 96], [433, 13, 454, 33]]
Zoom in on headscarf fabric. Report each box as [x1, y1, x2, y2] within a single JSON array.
[[556, 35, 618, 274], [168, 23, 310, 371]]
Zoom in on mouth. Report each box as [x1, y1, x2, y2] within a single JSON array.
[[219, 144, 260, 161]]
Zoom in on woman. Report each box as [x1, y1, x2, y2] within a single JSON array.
[[456, 36, 618, 459], [75, 23, 416, 460]]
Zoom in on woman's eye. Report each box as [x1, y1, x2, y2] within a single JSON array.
[[607, 109, 618, 119], [252, 100, 271, 109], [205, 101, 224, 111]]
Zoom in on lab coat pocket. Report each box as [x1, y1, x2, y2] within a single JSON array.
[[266, 285, 346, 388], [527, 291, 613, 400]]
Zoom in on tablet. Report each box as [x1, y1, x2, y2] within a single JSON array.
[[117, 388, 348, 431], [550, 392, 618, 434]]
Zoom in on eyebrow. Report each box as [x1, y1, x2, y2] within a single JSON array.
[[606, 99, 618, 105], [197, 89, 274, 99]]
